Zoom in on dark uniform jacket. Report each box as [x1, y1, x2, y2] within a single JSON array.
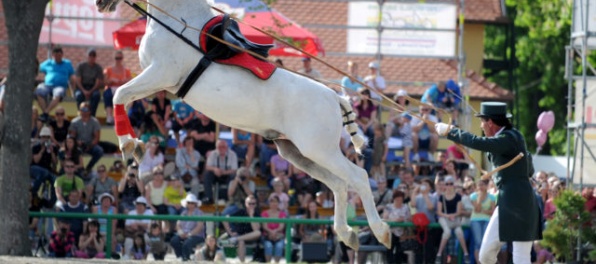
[[447, 127, 542, 241]]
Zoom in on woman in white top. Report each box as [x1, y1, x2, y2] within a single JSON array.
[[145, 166, 168, 216], [383, 190, 413, 264], [139, 136, 164, 183]]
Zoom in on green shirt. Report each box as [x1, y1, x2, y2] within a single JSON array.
[[54, 175, 84, 197]]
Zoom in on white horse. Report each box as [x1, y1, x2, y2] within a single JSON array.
[[96, 0, 390, 249]]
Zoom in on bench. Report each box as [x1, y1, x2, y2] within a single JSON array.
[[358, 244, 387, 263]]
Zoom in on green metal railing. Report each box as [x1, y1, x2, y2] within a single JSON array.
[[30, 211, 465, 263]]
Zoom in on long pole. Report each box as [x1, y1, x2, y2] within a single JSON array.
[[578, 0, 588, 260], [47, 0, 53, 59], [457, 0, 466, 129], [376, 0, 384, 63]]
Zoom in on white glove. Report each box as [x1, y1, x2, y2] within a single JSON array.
[[434, 122, 452, 136]]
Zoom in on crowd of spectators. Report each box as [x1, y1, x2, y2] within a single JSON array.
[[24, 48, 589, 264]]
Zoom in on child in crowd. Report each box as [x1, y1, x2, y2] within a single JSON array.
[[75, 220, 105, 259], [147, 223, 167, 260], [130, 233, 149, 260], [269, 153, 292, 190], [196, 235, 225, 261], [269, 178, 290, 213], [370, 122, 388, 181]]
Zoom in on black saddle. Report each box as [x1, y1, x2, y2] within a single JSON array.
[[203, 14, 273, 60]]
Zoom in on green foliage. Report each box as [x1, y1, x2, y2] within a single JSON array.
[[540, 190, 595, 261], [484, 0, 573, 155]]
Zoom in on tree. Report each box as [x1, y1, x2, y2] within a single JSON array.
[[0, 0, 49, 255], [484, 0, 572, 155]]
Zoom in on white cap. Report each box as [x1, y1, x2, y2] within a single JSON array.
[[368, 61, 379, 69], [396, 89, 407, 97], [39, 126, 52, 137], [134, 196, 148, 206]]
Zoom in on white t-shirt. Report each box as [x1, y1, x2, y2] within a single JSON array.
[[364, 75, 386, 101], [139, 151, 164, 177], [125, 209, 154, 227]]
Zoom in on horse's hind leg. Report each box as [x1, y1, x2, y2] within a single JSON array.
[[273, 139, 360, 250], [309, 149, 392, 249], [113, 65, 176, 162]]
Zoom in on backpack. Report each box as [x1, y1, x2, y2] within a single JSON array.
[[37, 179, 57, 208], [412, 212, 430, 244]]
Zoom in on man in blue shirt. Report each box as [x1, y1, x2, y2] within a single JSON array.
[[421, 79, 461, 124], [171, 99, 196, 146], [35, 46, 75, 119]]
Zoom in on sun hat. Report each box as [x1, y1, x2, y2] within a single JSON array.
[[181, 193, 201, 208], [98, 193, 115, 203], [39, 126, 52, 137]]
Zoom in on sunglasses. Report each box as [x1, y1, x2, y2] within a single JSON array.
[[115, 57, 123, 60], [98, 170, 106, 173], [64, 165, 75, 169], [421, 108, 430, 111], [55, 112, 65, 116], [445, 183, 454, 186], [248, 202, 257, 206]]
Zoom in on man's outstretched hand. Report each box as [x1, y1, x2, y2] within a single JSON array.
[[435, 122, 452, 136]]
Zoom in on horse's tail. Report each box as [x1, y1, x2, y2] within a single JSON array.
[[339, 96, 367, 154]]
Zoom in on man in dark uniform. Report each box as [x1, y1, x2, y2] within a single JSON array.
[[435, 102, 541, 264]]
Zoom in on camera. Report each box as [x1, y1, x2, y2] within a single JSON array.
[[128, 173, 136, 178], [420, 185, 427, 191], [239, 176, 247, 181], [44, 141, 51, 148]]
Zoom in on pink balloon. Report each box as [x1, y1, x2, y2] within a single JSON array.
[[535, 129, 547, 147], [537, 111, 555, 132]]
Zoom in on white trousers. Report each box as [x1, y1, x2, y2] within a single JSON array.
[[478, 206, 533, 264]]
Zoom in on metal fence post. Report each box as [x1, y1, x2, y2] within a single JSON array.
[[285, 223, 292, 263], [106, 214, 113, 257]]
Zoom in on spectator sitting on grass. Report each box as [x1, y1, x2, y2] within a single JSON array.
[[196, 235, 225, 262], [75, 220, 105, 259]]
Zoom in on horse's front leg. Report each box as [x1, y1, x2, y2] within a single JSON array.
[[113, 65, 178, 162]]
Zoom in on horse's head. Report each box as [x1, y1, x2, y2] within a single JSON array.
[[96, 0, 121, 13]]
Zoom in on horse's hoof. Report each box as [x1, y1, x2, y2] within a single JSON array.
[[132, 140, 145, 163], [380, 230, 391, 249], [378, 223, 392, 249], [370, 222, 392, 249], [344, 230, 360, 251], [120, 140, 135, 161]]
